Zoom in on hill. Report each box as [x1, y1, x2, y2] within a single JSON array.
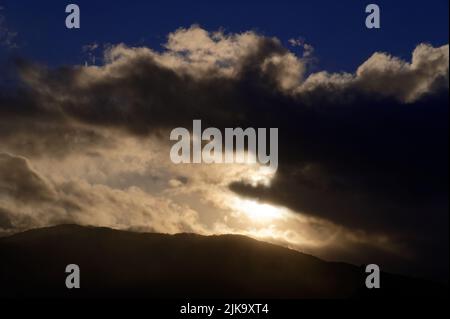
[[0, 225, 446, 298]]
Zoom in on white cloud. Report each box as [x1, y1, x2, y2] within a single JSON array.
[[300, 43, 449, 102]]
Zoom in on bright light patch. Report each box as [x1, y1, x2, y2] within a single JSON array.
[[232, 198, 287, 223]]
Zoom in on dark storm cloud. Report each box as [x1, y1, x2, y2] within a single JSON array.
[[0, 73, 117, 158], [232, 91, 449, 231]]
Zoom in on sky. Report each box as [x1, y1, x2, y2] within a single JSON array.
[[0, 1, 449, 282], [1, 0, 448, 70]]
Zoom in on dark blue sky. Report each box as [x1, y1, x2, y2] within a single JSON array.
[[0, 0, 448, 72]]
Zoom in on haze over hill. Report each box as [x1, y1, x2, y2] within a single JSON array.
[[0, 225, 446, 299]]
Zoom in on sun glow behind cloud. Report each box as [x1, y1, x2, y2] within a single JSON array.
[[232, 198, 287, 223]]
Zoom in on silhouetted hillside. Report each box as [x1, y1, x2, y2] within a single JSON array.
[[0, 225, 446, 298]]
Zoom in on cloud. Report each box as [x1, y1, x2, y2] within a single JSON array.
[[0, 207, 14, 229], [0, 8, 17, 49], [82, 43, 99, 52], [0, 153, 56, 202], [288, 38, 315, 59], [10, 30, 447, 141], [0, 151, 206, 236], [0, 26, 448, 279], [82, 43, 100, 65], [300, 43, 448, 102]]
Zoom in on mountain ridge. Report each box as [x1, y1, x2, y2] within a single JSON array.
[[0, 224, 446, 299]]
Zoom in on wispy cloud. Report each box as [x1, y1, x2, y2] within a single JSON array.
[[82, 42, 100, 65], [0, 7, 18, 49]]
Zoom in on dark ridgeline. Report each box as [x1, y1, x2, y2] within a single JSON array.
[[0, 225, 446, 298]]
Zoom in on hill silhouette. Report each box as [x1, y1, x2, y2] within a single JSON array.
[[0, 225, 446, 298]]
